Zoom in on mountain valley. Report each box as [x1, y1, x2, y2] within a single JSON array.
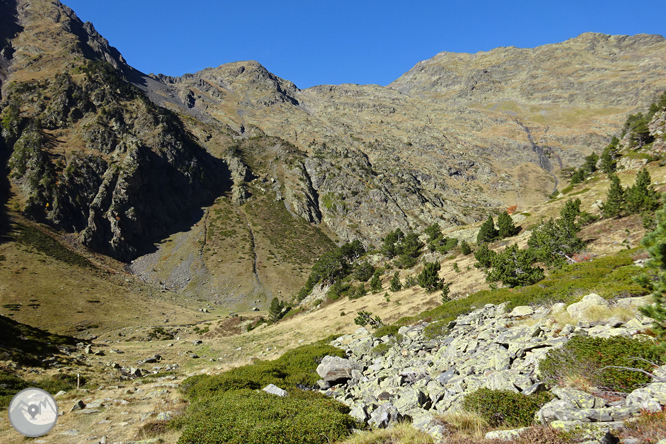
[[1, 1, 666, 443]]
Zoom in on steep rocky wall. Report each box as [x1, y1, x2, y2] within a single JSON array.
[[1, 64, 231, 261]]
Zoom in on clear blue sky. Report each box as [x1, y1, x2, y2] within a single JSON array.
[[61, 0, 666, 89]]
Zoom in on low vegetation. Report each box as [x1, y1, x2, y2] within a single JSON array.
[[462, 388, 553, 428], [539, 336, 663, 392], [174, 343, 359, 444], [415, 249, 647, 337]]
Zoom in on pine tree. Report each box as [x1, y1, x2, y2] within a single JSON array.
[[382, 228, 404, 258], [638, 197, 666, 349], [583, 152, 599, 174], [370, 271, 382, 292], [601, 173, 625, 218], [600, 137, 619, 174], [477, 215, 499, 244], [569, 168, 586, 186], [486, 244, 544, 288], [417, 261, 444, 293], [474, 244, 496, 268], [461, 240, 472, 255], [389, 271, 402, 292], [497, 211, 518, 238], [268, 297, 285, 322], [528, 198, 584, 267], [626, 169, 660, 215]]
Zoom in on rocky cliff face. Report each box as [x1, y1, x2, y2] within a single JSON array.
[[137, 34, 666, 248], [0, 0, 233, 261]]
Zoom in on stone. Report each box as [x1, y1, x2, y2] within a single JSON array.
[[316, 355, 362, 383], [60, 429, 80, 436], [436, 368, 457, 385], [393, 388, 429, 414], [368, 402, 401, 428], [70, 400, 86, 412], [263, 384, 288, 397], [522, 382, 546, 396], [86, 399, 105, 409], [156, 412, 173, 421], [349, 404, 368, 422], [485, 428, 529, 441], [509, 306, 534, 317], [625, 382, 666, 408], [567, 294, 609, 321]]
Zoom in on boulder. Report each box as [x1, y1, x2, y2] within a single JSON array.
[[263, 384, 288, 397], [566, 294, 609, 321], [368, 402, 401, 428], [393, 388, 429, 414], [69, 400, 86, 412], [316, 355, 362, 383]]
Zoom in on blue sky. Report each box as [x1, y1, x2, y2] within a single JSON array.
[[61, 1, 666, 89]]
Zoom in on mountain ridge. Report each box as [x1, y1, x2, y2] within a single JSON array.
[[2, 0, 666, 306]]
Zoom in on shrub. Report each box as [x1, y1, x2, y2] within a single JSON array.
[[373, 325, 400, 338], [354, 261, 375, 282], [371, 342, 391, 356], [486, 244, 544, 288], [474, 244, 495, 269], [462, 388, 553, 428], [177, 389, 360, 444], [369, 271, 382, 292], [539, 336, 663, 392], [182, 344, 346, 400], [460, 240, 472, 255]]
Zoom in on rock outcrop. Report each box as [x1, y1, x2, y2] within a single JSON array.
[[319, 296, 664, 443]]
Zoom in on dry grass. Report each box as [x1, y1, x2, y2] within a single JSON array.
[[439, 424, 573, 444], [436, 410, 490, 439], [619, 409, 666, 443], [338, 422, 433, 444], [550, 305, 635, 326]]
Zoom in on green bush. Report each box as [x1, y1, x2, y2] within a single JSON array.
[[177, 343, 357, 443], [373, 325, 400, 338], [462, 388, 553, 427], [371, 342, 392, 356], [182, 344, 346, 401], [395, 249, 647, 330], [539, 336, 663, 392], [177, 389, 359, 444]]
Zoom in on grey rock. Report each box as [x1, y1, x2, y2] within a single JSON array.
[[436, 368, 457, 385], [316, 355, 362, 383], [349, 404, 368, 422], [60, 429, 80, 436], [368, 402, 401, 428], [70, 400, 86, 412], [567, 294, 609, 321], [522, 382, 546, 396], [393, 388, 429, 414], [263, 384, 288, 397], [509, 306, 534, 317], [485, 428, 530, 441]]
